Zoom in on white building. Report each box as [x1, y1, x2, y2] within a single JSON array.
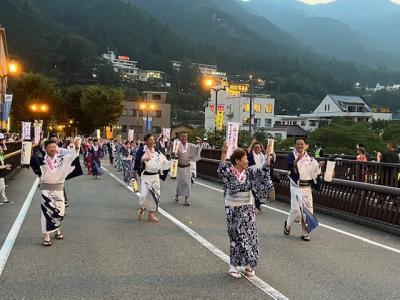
[[275, 95, 392, 132], [171, 60, 227, 80], [204, 87, 279, 135], [102, 51, 139, 81]]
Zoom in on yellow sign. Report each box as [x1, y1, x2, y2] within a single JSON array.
[[215, 111, 225, 130]]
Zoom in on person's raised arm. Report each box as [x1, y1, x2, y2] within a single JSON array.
[[247, 138, 256, 154], [221, 141, 228, 162]]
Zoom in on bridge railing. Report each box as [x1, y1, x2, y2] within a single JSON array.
[[201, 149, 400, 188], [3, 142, 22, 178], [197, 152, 400, 234]]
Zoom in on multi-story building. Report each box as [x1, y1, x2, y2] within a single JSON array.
[[274, 95, 392, 131], [102, 51, 139, 81], [115, 91, 170, 140], [204, 86, 276, 132], [171, 60, 227, 82]]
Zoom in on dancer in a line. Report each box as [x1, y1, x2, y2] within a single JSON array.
[[121, 141, 136, 185], [134, 133, 170, 222], [89, 138, 103, 179], [217, 142, 273, 278], [37, 138, 81, 246], [174, 133, 202, 206], [284, 137, 324, 242], [83, 138, 93, 175]]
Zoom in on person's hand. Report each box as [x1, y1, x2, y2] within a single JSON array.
[[222, 141, 228, 156], [5, 164, 12, 170]]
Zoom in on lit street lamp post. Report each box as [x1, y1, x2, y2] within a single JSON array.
[[0, 61, 19, 128], [205, 79, 226, 145]]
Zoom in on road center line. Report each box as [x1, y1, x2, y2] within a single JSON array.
[[102, 166, 289, 300], [0, 177, 40, 277], [195, 181, 400, 255]]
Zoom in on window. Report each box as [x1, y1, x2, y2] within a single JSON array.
[[129, 125, 135, 129], [274, 133, 282, 140], [254, 118, 261, 127], [265, 104, 273, 113], [152, 94, 162, 101], [265, 118, 272, 126], [275, 121, 281, 125], [324, 104, 327, 111], [301, 121, 306, 126], [309, 120, 317, 126], [243, 117, 250, 125], [136, 126, 143, 133], [328, 104, 330, 111], [122, 109, 129, 116], [243, 103, 250, 112], [254, 104, 261, 113], [357, 106, 364, 112], [152, 110, 162, 118], [129, 109, 134, 116], [153, 126, 161, 133], [348, 106, 356, 112], [293, 121, 297, 125], [121, 125, 127, 133]]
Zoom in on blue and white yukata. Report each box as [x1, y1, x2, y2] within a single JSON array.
[[217, 161, 272, 270], [39, 149, 78, 234], [287, 151, 322, 236]]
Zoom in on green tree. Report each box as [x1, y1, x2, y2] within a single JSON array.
[[382, 122, 400, 144], [9, 72, 63, 125]]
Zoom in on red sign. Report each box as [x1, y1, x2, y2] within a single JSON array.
[[217, 105, 224, 112], [210, 104, 215, 112], [118, 56, 130, 61]]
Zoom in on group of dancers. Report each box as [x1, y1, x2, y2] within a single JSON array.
[[30, 131, 324, 281]]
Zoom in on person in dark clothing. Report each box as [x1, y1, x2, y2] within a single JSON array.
[[381, 142, 400, 163], [107, 140, 114, 165]]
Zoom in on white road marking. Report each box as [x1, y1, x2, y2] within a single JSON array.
[[196, 181, 400, 255], [0, 177, 39, 276], [102, 167, 289, 300]]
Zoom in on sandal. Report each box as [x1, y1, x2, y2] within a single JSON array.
[[229, 266, 242, 278], [237, 266, 255, 277], [55, 233, 64, 240], [137, 208, 145, 219], [301, 235, 310, 242], [184, 201, 190, 206], [284, 221, 290, 235], [148, 216, 159, 222], [42, 240, 52, 247]]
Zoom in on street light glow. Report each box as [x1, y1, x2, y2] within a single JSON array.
[[8, 62, 19, 74], [140, 103, 146, 110], [150, 104, 155, 110], [205, 79, 214, 88], [40, 104, 49, 112]]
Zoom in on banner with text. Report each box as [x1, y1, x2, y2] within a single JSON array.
[[226, 122, 240, 158], [215, 105, 225, 131], [2, 94, 13, 121], [33, 122, 42, 145], [21, 141, 32, 165], [22, 122, 31, 140]]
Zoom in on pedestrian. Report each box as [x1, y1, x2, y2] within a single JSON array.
[[174, 133, 202, 206], [0, 137, 12, 206], [134, 133, 170, 222], [381, 142, 400, 163], [284, 137, 324, 242], [200, 138, 212, 149], [314, 143, 324, 158], [356, 144, 368, 182], [247, 139, 267, 214], [217, 142, 273, 278], [121, 141, 136, 185], [89, 138, 103, 179], [107, 139, 114, 165], [37, 138, 81, 246]]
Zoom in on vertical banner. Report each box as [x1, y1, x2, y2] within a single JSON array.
[[162, 128, 171, 142], [21, 141, 32, 165], [172, 139, 180, 155], [267, 139, 275, 153], [96, 129, 101, 139], [147, 117, 153, 132], [324, 161, 336, 182], [215, 105, 225, 130], [128, 129, 135, 142], [2, 94, 13, 121], [33, 122, 42, 145], [143, 117, 147, 132], [226, 122, 240, 158], [22, 121, 31, 140]]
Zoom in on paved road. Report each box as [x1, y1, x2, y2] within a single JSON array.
[[0, 162, 399, 299]]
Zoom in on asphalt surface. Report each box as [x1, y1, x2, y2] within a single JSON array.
[[0, 162, 399, 299]]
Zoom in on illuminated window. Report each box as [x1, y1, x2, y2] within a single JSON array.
[[254, 104, 261, 113], [243, 104, 250, 112], [243, 117, 250, 125], [265, 104, 273, 113]]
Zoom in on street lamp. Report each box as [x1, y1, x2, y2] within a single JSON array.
[[204, 79, 226, 145], [0, 61, 20, 128], [140, 103, 155, 134]]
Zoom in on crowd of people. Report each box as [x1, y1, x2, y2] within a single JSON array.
[[1, 128, 397, 280]]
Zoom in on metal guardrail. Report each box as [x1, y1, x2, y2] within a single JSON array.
[[202, 149, 400, 188], [197, 157, 400, 233]]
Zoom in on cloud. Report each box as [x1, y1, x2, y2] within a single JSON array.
[[390, 0, 400, 5], [297, 0, 336, 5]]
